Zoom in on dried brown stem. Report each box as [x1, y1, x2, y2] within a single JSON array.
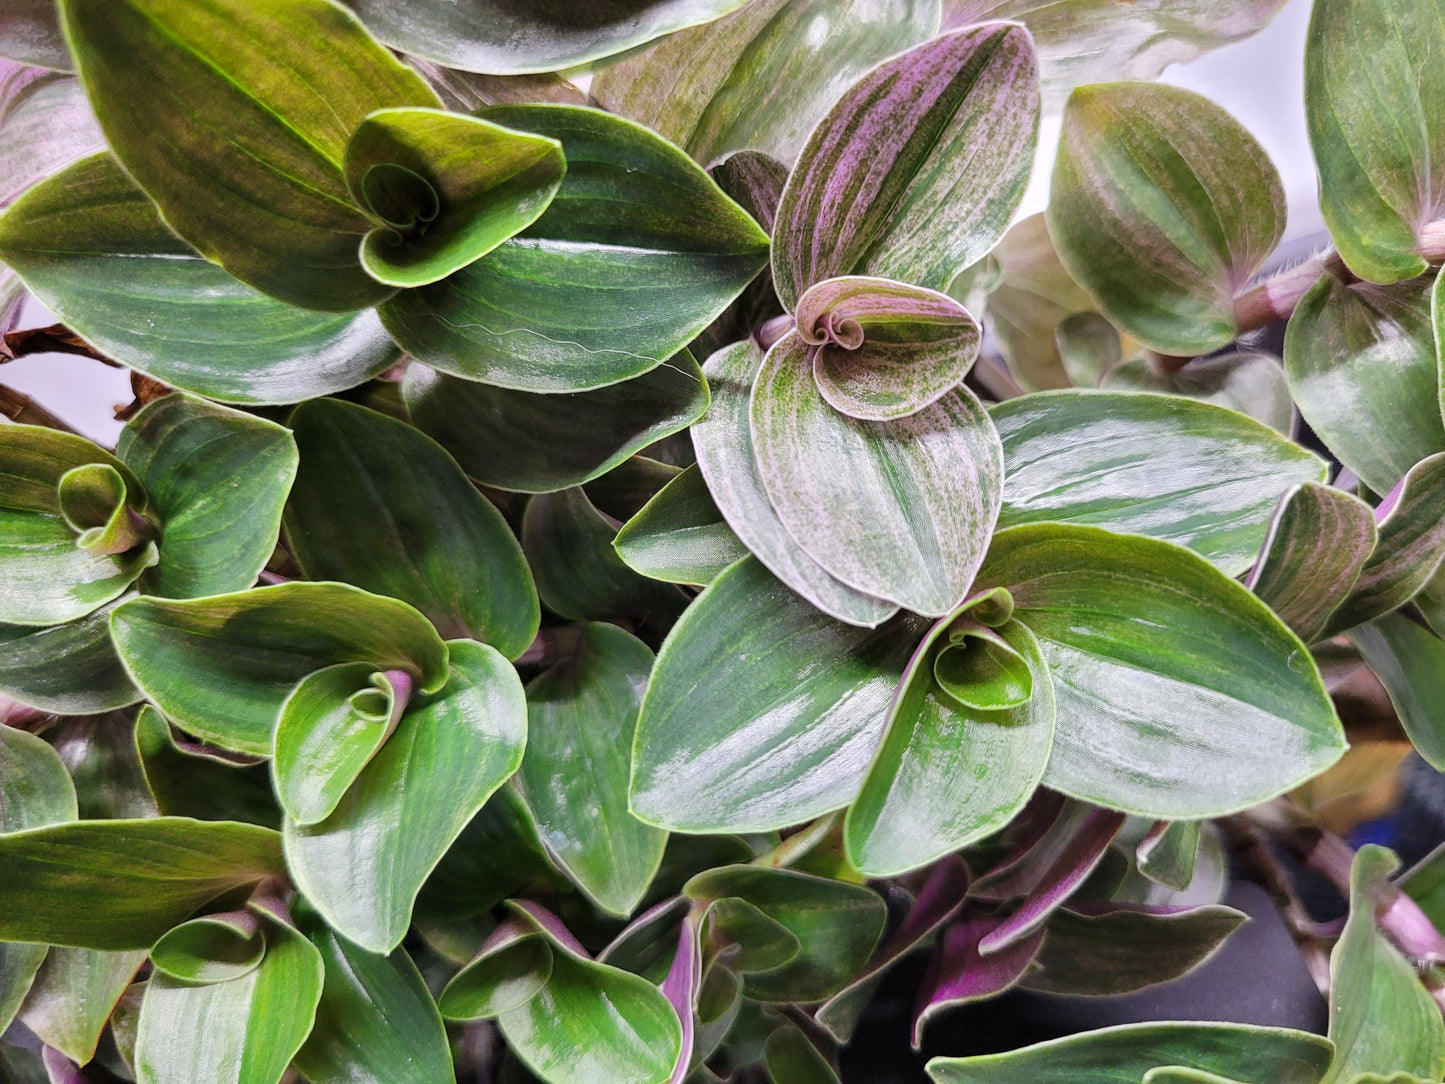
[[0, 383, 79, 433], [2, 323, 119, 366]]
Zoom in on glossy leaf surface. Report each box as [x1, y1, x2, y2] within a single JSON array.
[[0, 818, 283, 950], [118, 394, 298, 600], [0, 596, 138, 714], [59, 0, 438, 310], [438, 921, 553, 1020], [18, 946, 146, 1064], [773, 23, 1038, 307], [1306, 0, 1445, 283], [286, 398, 538, 657], [631, 558, 925, 832], [344, 107, 564, 287], [0, 154, 401, 403], [380, 105, 769, 392], [1048, 82, 1284, 355], [752, 333, 1003, 616], [1351, 614, 1445, 772], [991, 390, 1327, 576], [926, 1022, 1333, 1083], [972, 525, 1345, 816], [1246, 482, 1377, 643], [110, 584, 449, 755], [402, 353, 708, 494], [613, 465, 751, 587], [846, 618, 1054, 876], [1285, 272, 1445, 496], [284, 639, 526, 952], [1101, 352, 1293, 434], [591, 0, 941, 168], [149, 912, 264, 986], [694, 340, 896, 626], [133, 706, 279, 830], [517, 623, 666, 916], [342, 0, 749, 75], [912, 915, 1043, 1049]]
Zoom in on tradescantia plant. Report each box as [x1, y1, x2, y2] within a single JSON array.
[[7, 0, 1445, 1081]]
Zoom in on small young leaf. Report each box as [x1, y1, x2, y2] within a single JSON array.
[[149, 911, 265, 986], [286, 397, 539, 658], [630, 558, 926, 833], [516, 624, 667, 917], [59, 0, 439, 310], [751, 332, 1003, 617], [380, 105, 769, 392], [110, 583, 450, 755], [613, 464, 751, 587], [765, 1024, 840, 1084], [1048, 82, 1285, 355], [439, 920, 554, 1021], [284, 639, 526, 953], [343, 107, 564, 288], [1137, 821, 1203, 893]]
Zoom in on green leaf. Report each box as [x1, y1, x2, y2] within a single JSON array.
[[0, 424, 156, 626], [516, 623, 667, 917], [110, 583, 450, 756], [1305, 0, 1445, 283], [773, 23, 1038, 307], [1053, 311, 1120, 388], [522, 487, 689, 629], [1326, 846, 1445, 1082], [134, 906, 324, 1084], [1246, 482, 1378, 643], [706, 898, 801, 974], [973, 524, 1346, 817], [694, 340, 897, 627], [1048, 82, 1285, 355], [403, 352, 709, 495], [614, 464, 751, 587], [1326, 452, 1445, 636], [292, 901, 454, 1084], [942, 1, 1289, 111], [284, 639, 526, 952], [380, 104, 769, 392], [1137, 821, 1203, 893], [1021, 904, 1246, 997], [0, 818, 283, 950], [20, 946, 146, 1065], [1101, 352, 1294, 434], [684, 865, 885, 1002], [765, 1024, 840, 1084], [271, 663, 408, 827], [0, 154, 402, 404], [630, 558, 926, 833], [341, 0, 750, 76], [1351, 613, 1445, 772], [286, 398, 538, 658], [438, 920, 553, 1021], [794, 275, 981, 421], [1285, 271, 1445, 496], [497, 902, 684, 1084], [58, 0, 439, 310], [46, 711, 156, 821], [991, 390, 1328, 576], [751, 332, 1003, 617], [0, 595, 139, 714], [133, 705, 279, 830], [926, 1022, 1334, 1084], [0, 2, 71, 70], [845, 617, 1054, 877], [118, 393, 298, 599], [343, 107, 564, 288], [149, 910, 265, 985], [592, 0, 939, 168]]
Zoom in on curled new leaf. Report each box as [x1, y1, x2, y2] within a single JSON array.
[[149, 910, 265, 986]]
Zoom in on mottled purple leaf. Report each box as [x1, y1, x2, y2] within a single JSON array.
[[1246, 482, 1378, 643], [795, 276, 980, 420], [816, 857, 971, 1042], [912, 915, 1044, 1049], [0, 66, 102, 209], [693, 340, 897, 626], [1326, 452, 1445, 635], [750, 331, 1003, 617], [773, 23, 1039, 308], [662, 910, 703, 1084]]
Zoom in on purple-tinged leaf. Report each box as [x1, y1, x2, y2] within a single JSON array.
[[0, 67, 103, 210], [438, 917, 553, 1021], [694, 340, 898, 627], [1326, 452, 1445, 636], [751, 332, 1004, 617], [912, 915, 1044, 1050], [40, 1047, 83, 1084], [977, 807, 1126, 954], [795, 276, 981, 420], [1020, 902, 1247, 997], [816, 857, 971, 1043], [969, 788, 1067, 884], [662, 910, 703, 1084], [1246, 482, 1378, 643], [773, 23, 1039, 309]]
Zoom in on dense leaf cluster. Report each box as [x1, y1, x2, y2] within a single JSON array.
[[2, 0, 1445, 1082]]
